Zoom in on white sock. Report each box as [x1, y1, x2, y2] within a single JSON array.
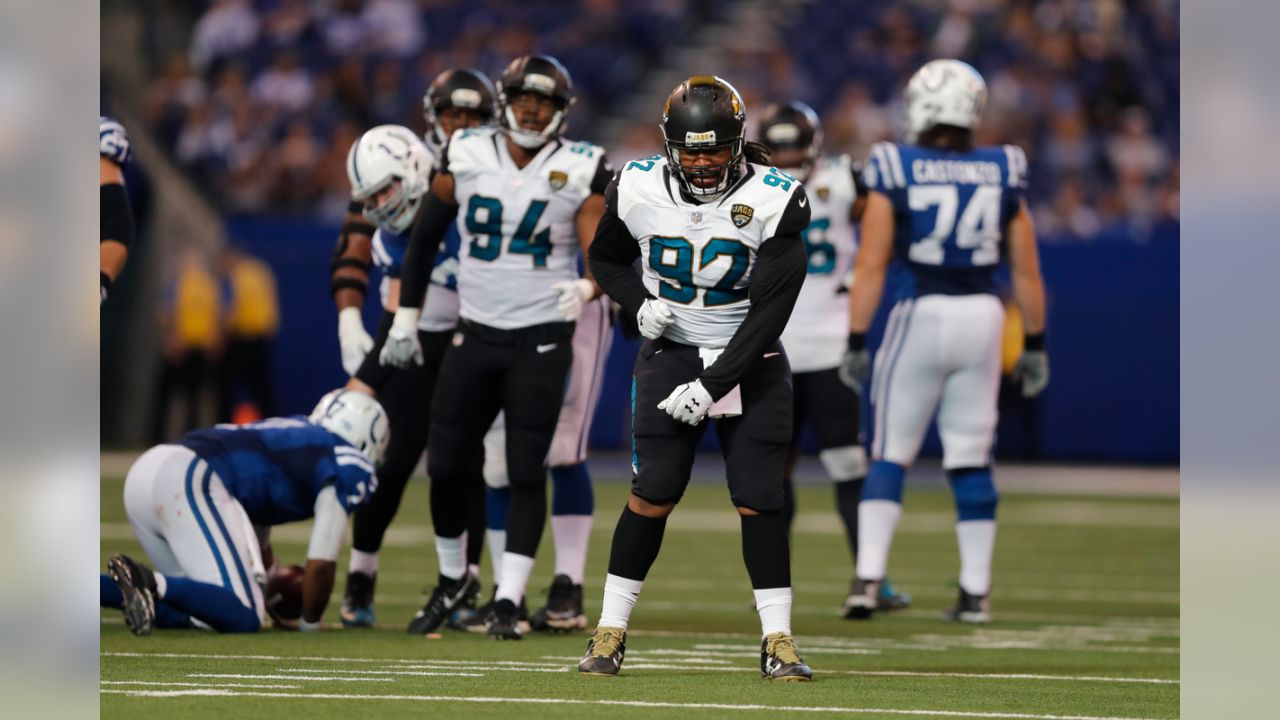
[[434, 534, 467, 581], [349, 548, 379, 576], [552, 514, 593, 585], [494, 553, 535, 604], [154, 573, 167, 599], [468, 563, 480, 580], [856, 499, 903, 580], [598, 573, 644, 630], [956, 520, 996, 595], [486, 528, 507, 587], [753, 587, 792, 637]]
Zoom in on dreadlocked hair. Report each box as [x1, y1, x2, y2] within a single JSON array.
[[744, 140, 772, 165]]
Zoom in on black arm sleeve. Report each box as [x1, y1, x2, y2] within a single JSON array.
[[699, 187, 811, 400], [588, 178, 651, 318], [100, 183, 134, 247], [851, 160, 869, 199], [589, 152, 613, 195], [397, 191, 458, 309]]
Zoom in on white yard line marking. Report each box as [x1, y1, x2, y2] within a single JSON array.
[[97, 688, 1174, 719], [101, 681, 301, 689], [538, 656, 1176, 685], [282, 661, 563, 671], [187, 674, 399, 682]]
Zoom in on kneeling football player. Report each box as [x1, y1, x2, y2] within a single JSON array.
[[580, 77, 812, 681], [100, 389, 388, 634]]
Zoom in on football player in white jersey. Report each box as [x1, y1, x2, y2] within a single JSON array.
[[100, 116, 135, 304], [329, 69, 496, 630], [380, 55, 611, 639], [580, 77, 813, 681], [759, 101, 912, 617], [841, 60, 1049, 624]]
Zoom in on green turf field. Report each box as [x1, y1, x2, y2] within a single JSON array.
[[101, 471, 1178, 719]]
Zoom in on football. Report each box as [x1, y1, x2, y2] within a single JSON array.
[[265, 564, 305, 624]]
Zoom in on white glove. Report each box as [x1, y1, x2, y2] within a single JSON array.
[[379, 307, 423, 368], [637, 298, 674, 340], [658, 379, 713, 426], [550, 279, 595, 322], [838, 349, 871, 396], [1012, 350, 1050, 398], [337, 307, 374, 376]]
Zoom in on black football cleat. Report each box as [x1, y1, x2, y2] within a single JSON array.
[[108, 554, 158, 637], [578, 626, 627, 676], [340, 571, 377, 628], [761, 632, 813, 681], [942, 587, 992, 624], [842, 577, 881, 619], [529, 574, 587, 632], [406, 572, 479, 635], [485, 598, 524, 640]]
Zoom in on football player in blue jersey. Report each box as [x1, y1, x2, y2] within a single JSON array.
[[100, 116, 134, 304], [329, 69, 494, 630], [101, 390, 388, 635], [841, 60, 1049, 624]]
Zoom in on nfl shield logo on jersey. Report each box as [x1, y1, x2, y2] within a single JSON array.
[[548, 170, 568, 190], [731, 204, 754, 228], [690, 211, 703, 224], [816, 187, 830, 201]]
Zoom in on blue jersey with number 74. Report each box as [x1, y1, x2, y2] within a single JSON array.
[[863, 141, 1028, 299]]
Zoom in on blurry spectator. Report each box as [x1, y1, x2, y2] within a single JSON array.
[[217, 247, 281, 424], [1043, 109, 1098, 178], [272, 119, 323, 209], [1035, 175, 1102, 241], [363, 0, 426, 57], [320, 0, 370, 57], [262, 0, 314, 49], [150, 249, 224, 443], [1107, 107, 1170, 184], [190, 0, 260, 72], [250, 51, 315, 113]]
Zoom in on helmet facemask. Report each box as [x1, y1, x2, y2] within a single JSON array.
[[664, 133, 744, 202], [500, 90, 569, 150], [355, 177, 421, 235]]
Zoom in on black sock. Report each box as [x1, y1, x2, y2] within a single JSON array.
[[834, 477, 865, 561], [607, 504, 668, 581], [741, 511, 791, 589], [781, 475, 796, 536], [504, 481, 548, 558]]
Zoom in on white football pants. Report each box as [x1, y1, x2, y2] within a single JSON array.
[[871, 294, 1004, 469]]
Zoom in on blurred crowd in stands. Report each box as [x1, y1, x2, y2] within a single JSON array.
[[137, 0, 1177, 243]]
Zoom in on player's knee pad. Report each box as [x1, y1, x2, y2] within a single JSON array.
[[819, 445, 868, 481], [940, 429, 995, 470], [483, 451, 509, 489], [947, 467, 998, 521], [862, 460, 907, 504]]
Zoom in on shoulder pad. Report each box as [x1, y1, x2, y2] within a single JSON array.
[[864, 142, 906, 191], [1003, 144, 1029, 189]]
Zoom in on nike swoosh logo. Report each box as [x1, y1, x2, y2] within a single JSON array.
[[763, 352, 780, 358], [798, 197, 807, 207], [536, 343, 557, 353]]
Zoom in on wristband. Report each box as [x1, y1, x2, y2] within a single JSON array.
[[847, 332, 866, 352], [1024, 333, 1045, 352]]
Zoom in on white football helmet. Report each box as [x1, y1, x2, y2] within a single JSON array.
[[904, 59, 988, 141], [346, 125, 432, 234], [309, 389, 390, 466]]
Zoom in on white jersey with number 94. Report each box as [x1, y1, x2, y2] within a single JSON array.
[[446, 126, 609, 330]]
